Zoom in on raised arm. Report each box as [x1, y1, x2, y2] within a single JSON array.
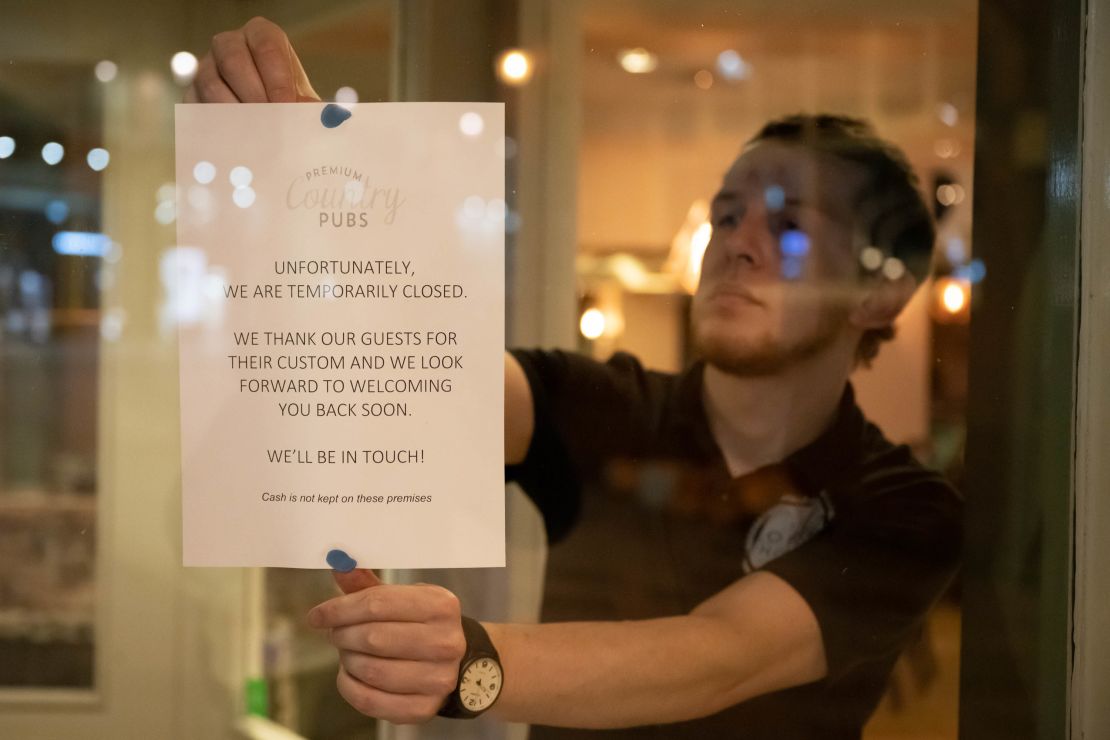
[[505, 352, 534, 464]]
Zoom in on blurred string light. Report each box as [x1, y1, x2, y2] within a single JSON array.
[[0, 136, 14, 159], [942, 279, 967, 313], [335, 86, 358, 108], [764, 185, 785, 211], [95, 60, 118, 83], [171, 51, 198, 85], [155, 182, 177, 224], [459, 111, 484, 136], [155, 200, 176, 225], [932, 276, 971, 323], [455, 194, 507, 236], [694, 70, 714, 90], [497, 50, 533, 85], [954, 258, 987, 284], [233, 188, 256, 208], [945, 236, 967, 264], [716, 50, 751, 81], [193, 160, 216, 184], [229, 165, 253, 188], [618, 48, 658, 74], [45, 200, 69, 224], [41, 142, 64, 165], [229, 165, 255, 209], [52, 231, 113, 257], [881, 257, 906, 281], [859, 246, 884, 272], [579, 308, 606, 340], [937, 102, 959, 127], [934, 138, 961, 159], [780, 230, 809, 280], [936, 183, 966, 206], [86, 148, 110, 171]]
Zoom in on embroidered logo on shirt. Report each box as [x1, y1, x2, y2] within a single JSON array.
[[742, 491, 834, 572]]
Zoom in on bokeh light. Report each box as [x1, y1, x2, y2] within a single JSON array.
[[618, 48, 658, 74], [230, 165, 253, 189], [580, 308, 606, 340], [87, 148, 110, 171], [459, 112, 484, 137], [41, 142, 64, 165], [95, 60, 118, 83], [233, 187, 257, 209], [497, 50, 533, 85], [716, 50, 751, 81], [171, 51, 198, 83], [193, 161, 216, 184]]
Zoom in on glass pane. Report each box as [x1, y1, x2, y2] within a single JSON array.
[[0, 53, 102, 691], [0, 0, 1086, 738]]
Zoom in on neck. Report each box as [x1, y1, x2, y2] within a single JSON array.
[[701, 343, 855, 478]]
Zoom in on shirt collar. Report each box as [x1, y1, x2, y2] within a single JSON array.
[[682, 361, 867, 494]]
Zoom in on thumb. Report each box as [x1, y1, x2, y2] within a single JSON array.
[[333, 567, 382, 594]]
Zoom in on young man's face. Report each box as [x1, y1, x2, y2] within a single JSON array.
[[691, 141, 872, 376]]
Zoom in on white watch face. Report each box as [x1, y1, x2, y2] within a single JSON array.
[[459, 657, 503, 712]]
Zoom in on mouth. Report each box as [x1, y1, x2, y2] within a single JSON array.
[[708, 284, 764, 307]]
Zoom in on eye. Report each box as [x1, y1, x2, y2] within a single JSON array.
[[770, 213, 800, 234], [713, 212, 737, 229]]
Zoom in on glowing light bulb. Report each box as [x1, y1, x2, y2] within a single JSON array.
[[942, 280, 967, 314], [618, 48, 658, 74], [171, 51, 198, 84], [498, 50, 532, 85], [579, 308, 606, 340]]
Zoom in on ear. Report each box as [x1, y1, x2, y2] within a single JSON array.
[[849, 272, 918, 329]]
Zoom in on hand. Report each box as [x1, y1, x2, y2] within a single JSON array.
[[308, 568, 467, 724], [185, 16, 320, 103]]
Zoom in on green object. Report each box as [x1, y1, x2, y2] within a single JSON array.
[[245, 677, 269, 718]]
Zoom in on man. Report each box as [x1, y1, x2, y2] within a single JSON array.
[[194, 18, 962, 738]]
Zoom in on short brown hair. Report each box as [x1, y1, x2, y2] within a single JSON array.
[[748, 114, 936, 365]]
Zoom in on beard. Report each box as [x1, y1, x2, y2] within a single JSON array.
[[691, 302, 850, 377]]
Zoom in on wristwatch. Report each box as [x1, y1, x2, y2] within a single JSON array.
[[437, 616, 504, 719]]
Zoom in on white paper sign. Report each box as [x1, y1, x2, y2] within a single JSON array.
[[175, 103, 505, 569]]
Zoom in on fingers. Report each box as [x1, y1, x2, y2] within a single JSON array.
[[328, 621, 466, 663], [337, 666, 445, 724], [211, 30, 268, 102], [291, 51, 321, 102], [339, 651, 459, 696], [333, 567, 383, 594], [243, 16, 297, 103], [191, 53, 238, 103], [188, 16, 318, 104], [310, 584, 460, 628]]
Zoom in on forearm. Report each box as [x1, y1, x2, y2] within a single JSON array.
[[482, 572, 826, 729], [485, 615, 763, 729]]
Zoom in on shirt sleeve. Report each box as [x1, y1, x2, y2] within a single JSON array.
[[505, 348, 658, 543], [759, 478, 963, 683]]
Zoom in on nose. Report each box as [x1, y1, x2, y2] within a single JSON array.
[[718, 200, 775, 271]]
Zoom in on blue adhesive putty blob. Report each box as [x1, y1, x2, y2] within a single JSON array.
[[321, 104, 352, 129], [326, 548, 357, 572]]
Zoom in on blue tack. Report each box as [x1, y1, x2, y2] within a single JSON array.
[[321, 104, 352, 128], [326, 548, 357, 572]]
